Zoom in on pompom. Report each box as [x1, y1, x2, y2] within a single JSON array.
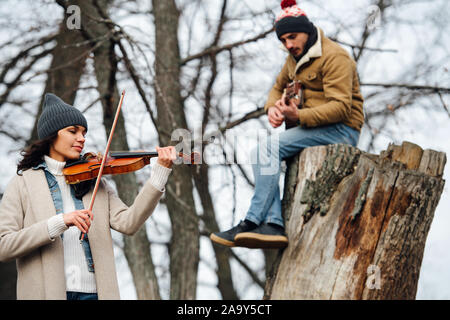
[[281, 0, 297, 9]]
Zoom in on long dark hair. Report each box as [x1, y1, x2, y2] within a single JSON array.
[[16, 134, 58, 175], [16, 133, 93, 199]]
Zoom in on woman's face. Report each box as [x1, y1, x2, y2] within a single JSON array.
[[49, 125, 86, 162]]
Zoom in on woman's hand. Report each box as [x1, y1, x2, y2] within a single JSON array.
[[156, 146, 177, 168], [63, 209, 93, 234]]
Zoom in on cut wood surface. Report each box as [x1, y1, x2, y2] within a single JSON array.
[[265, 142, 446, 300]]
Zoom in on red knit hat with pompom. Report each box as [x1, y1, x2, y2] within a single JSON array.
[[276, 0, 307, 22], [275, 0, 314, 39]]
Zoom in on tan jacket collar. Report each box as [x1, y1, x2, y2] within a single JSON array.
[[279, 26, 323, 76]]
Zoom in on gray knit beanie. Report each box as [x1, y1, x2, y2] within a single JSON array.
[[37, 93, 88, 140]]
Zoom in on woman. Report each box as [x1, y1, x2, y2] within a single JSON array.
[[0, 93, 176, 300]]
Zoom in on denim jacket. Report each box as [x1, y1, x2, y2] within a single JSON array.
[[32, 162, 95, 272]]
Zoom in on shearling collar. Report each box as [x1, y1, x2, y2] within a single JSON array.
[[279, 26, 323, 76]]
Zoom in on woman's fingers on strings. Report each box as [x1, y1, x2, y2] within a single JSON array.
[[158, 146, 177, 161], [155, 146, 175, 168], [170, 146, 177, 160]]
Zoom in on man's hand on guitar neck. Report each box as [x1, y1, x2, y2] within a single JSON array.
[[268, 102, 285, 128], [278, 92, 300, 124], [268, 94, 300, 128]]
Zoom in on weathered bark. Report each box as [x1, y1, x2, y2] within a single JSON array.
[[265, 141, 446, 300], [73, 0, 160, 299], [263, 156, 301, 281], [152, 0, 200, 299]]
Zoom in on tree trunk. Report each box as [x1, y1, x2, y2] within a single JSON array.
[[0, 12, 91, 301], [192, 163, 238, 300], [264, 142, 446, 300], [28, 18, 89, 144], [74, 0, 160, 299], [152, 0, 200, 299]]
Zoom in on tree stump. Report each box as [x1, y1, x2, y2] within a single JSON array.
[[264, 142, 446, 300]]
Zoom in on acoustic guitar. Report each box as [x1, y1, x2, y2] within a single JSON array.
[[283, 80, 304, 128]]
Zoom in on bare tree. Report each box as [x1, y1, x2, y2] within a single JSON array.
[[57, 0, 162, 300], [0, 0, 448, 300]]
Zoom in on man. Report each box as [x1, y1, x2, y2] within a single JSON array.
[[210, 0, 364, 249]]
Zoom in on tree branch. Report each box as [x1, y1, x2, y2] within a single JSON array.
[[328, 37, 397, 54], [0, 33, 57, 84], [229, 250, 265, 289], [218, 107, 266, 134], [361, 82, 450, 93], [437, 92, 450, 117], [180, 27, 274, 66], [116, 39, 158, 127], [0, 47, 54, 109], [0, 128, 25, 142]]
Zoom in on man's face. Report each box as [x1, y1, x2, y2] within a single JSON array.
[[280, 32, 309, 58]]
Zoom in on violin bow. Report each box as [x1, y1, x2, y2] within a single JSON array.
[[80, 90, 125, 241]]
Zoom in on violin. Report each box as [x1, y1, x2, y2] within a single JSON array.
[[76, 90, 198, 241], [63, 150, 200, 184]]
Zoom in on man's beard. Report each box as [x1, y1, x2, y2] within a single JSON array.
[[290, 47, 303, 59], [291, 27, 318, 61]]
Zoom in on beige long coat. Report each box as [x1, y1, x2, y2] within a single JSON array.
[[0, 168, 163, 299]]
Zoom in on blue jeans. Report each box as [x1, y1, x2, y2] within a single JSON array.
[[245, 123, 360, 228], [66, 291, 98, 300]]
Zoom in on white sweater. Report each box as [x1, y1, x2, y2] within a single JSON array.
[[45, 155, 171, 293]]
